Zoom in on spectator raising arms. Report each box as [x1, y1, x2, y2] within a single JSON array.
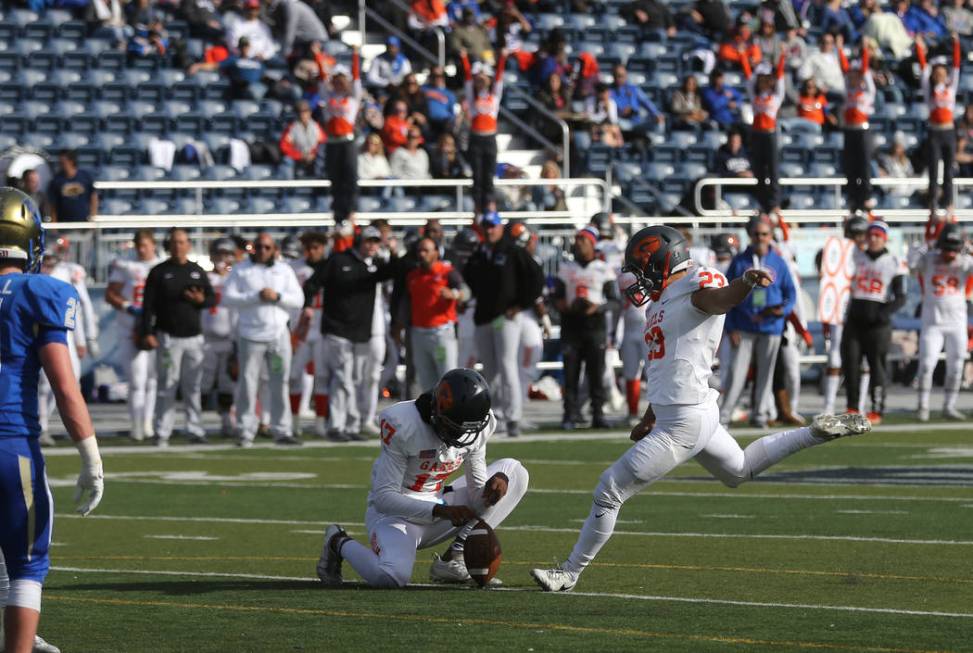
[[320, 47, 362, 224], [917, 34, 961, 219], [461, 48, 506, 214], [839, 43, 876, 215], [742, 52, 787, 219]]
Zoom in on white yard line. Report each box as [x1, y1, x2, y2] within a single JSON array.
[[143, 535, 220, 541], [835, 510, 910, 515], [48, 566, 973, 620], [55, 513, 973, 546], [40, 422, 973, 457]]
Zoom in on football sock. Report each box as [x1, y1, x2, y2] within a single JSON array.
[[743, 427, 821, 479], [823, 373, 839, 414], [314, 394, 329, 418], [858, 372, 870, 413], [918, 385, 931, 412], [564, 500, 618, 576], [625, 380, 640, 416], [288, 394, 301, 416]]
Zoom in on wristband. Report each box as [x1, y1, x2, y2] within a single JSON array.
[[76, 435, 102, 468]]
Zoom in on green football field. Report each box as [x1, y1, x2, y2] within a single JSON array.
[[37, 424, 973, 652]]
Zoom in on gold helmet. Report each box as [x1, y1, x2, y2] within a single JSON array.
[[0, 187, 44, 272]]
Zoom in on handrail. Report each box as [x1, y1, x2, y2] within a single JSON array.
[[694, 175, 972, 219], [508, 87, 570, 180], [357, 0, 366, 50], [94, 177, 609, 192]]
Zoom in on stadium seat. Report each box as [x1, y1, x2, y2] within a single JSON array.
[[384, 196, 418, 212], [248, 198, 278, 214], [75, 146, 105, 168], [0, 115, 26, 134], [137, 198, 171, 215], [101, 199, 133, 215], [357, 196, 382, 213], [22, 133, 55, 150], [808, 162, 837, 177], [612, 162, 643, 185], [725, 193, 755, 211], [170, 165, 203, 181], [245, 165, 274, 181], [52, 132, 90, 150], [204, 165, 239, 181], [109, 146, 145, 167], [788, 193, 815, 210], [133, 166, 168, 182], [282, 197, 313, 213], [677, 162, 708, 180], [209, 113, 239, 134], [644, 162, 676, 180], [57, 20, 86, 40], [99, 165, 132, 181]]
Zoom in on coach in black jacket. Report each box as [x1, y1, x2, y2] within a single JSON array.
[[301, 226, 395, 440], [463, 213, 544, 437]]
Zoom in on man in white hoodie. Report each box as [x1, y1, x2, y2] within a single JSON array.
[[221, 232, 305, 447]]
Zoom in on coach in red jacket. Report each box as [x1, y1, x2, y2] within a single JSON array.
[[406, 236, 469, 391]]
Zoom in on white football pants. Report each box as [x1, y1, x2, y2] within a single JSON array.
[[154, 333, 206, 440], [235, 330, 292, 442], [917, 325, 967, 411], [341, 458, 529, 587], [411, 324, 458, 394], [475, 316, 522, 424], [563, 401, 828, 576]]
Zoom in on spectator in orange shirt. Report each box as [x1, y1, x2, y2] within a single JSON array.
[[382, 100, 412, 154], [405, 236, 469, 391], [719, 23, 762, 71], [795, 78, 837, 129], [279, 100, 326, 178]]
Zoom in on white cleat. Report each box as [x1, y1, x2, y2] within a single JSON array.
[[37, 432, 56, 447], [917, 407, 930, 422], [944, 407, 967, 421], [33, 635, 61, 653], [530, 566, 578, 592], [316, 524, 348, 586], [429, 554, 471, 584], [809, 413, 872, 440], [361, 421, 381, 437]]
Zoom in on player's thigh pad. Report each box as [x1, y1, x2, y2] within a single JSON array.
[[0, 439, 52, 584], [366, 514, 423, 587]]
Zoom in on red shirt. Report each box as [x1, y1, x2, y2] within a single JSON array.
[[407, 260, 459, 328], [797, 93, 827, 125]]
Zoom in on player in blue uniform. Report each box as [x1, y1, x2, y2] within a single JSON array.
[[0, 188, 104, 653]]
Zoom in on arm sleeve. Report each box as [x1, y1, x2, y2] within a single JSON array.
[[219, 267, 256, 308], [951, 37, 962, 93], [303, 261, 327, 309], [352, 50, 363, 101], [371, 434, 437, 524], [884, 274, 908, 315], [462, 436, 490, 515], [493, 51, 507, 99], [837, 47, 849, 74], [277, 267, 305, 310]]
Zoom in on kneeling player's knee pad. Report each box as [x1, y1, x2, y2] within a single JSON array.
[[593, 467, 629, 511]]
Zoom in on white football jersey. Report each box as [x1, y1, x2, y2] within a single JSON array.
[[850, 249, 908, 303], [53, 260, 98, 341], [916, 250, 973, 327], [643, 265, 727, 406], [108, 256, 159, 331], [367, 400, 493, 523], [557, 258, 616, 306], [289, 258, 322, 341], [203, 271, 236, 338]]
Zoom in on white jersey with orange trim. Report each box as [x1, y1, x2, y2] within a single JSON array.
[[915, 250, 973, 327], [203, 271, 236, 339], [850, 249, 908, 303], [643, 265, 727, 406], [289, 259, 322, 342], [367, 400, 494, 524], [596, 239, 624, 272], [557, 258, 615, 306], [108, 256, 159, 333]]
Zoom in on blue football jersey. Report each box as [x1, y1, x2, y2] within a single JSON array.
[[0, 273, 78, 439]]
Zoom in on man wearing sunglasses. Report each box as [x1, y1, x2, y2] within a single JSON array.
[[222, 232, 305, 447]]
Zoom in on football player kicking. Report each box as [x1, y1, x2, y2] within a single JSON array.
[[531, 226, 870, 592], [0, 189, 104, 652], [317, 368, 529, 588]]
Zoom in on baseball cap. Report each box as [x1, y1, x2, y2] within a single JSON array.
[[386, 35, 400, 48], [479, 211, 502, 227], [360, 225, 383, 241]]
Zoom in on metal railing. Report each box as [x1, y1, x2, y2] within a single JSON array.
[[694, 176, 973, 221], [507, 87, 571, 179], [367, 0, 445, 68]]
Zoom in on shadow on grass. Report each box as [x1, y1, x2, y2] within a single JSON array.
[[49, 579, 475, 596]]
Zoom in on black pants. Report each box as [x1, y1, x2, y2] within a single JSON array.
[[326, 139, 358, 222], [843, 128, 873, 213], [562, 325, 607, 420], [467, 133, 497, 214], [841, 319, 890, 414], [750, 130, 779, 213], [928, 127, 957, 210]]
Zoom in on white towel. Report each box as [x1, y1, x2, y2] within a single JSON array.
[[148, 137, 176, 171], [229, 138, 251, 172]]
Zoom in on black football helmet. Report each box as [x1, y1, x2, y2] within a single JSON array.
[[589, 212, 613, 240], [447, 227, 482, 267], [710, 233, 740, 259], [431, 368, 492, 448], [937, 222, 965, 253], [620, 225, 691, 306], [844, 214, 869, 239]]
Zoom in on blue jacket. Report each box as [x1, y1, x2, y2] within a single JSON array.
[[891, 5, 947, 39], [611, 83, 662, 122], [702, 85, 743, 127], [724, 246, 796, 335]]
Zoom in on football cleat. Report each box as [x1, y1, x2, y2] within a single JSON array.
[[38, 432, 55, 447], [316, 524, 348, 586], [361, 422, 382, 437], [944, 407, 967, 421], [530, 566, 578, 592], [236, 438, 254, 449], [917, 407, 930, 422], [429, 554, 471, 583], [326, 429, 350, 442], [809, 413, 872, 440], [866, 411, 882, 425], [33, 634, 61, 653], [275, 436, 303, 446]]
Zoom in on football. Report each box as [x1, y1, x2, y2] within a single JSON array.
[[463, 520, 502, 588]]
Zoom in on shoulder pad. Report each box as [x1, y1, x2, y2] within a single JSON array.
[[27, 275, 80, 330]]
